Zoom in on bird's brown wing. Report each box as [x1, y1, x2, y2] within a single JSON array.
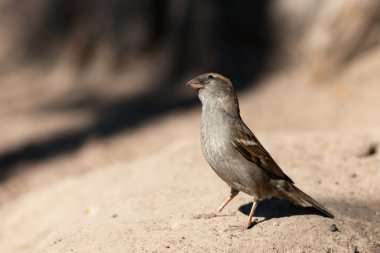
[[232, 120, 294, 183]]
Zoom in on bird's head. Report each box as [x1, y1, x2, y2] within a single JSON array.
[[186, 73, 239, 116]]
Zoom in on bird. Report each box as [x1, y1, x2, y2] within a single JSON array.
[[186, 73, 334, 228]]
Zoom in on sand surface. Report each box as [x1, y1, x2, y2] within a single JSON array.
[[1, 49, 380, 252]]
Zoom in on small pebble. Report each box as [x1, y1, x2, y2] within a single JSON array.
[[84, 206, 98, 216], [358, 143, 377, 157], [350, 173, 357, 178], [330, 224, 339, 232]]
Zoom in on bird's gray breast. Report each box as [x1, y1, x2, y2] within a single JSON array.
[[200, 108, 253, 193]]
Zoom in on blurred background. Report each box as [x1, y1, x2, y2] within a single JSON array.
[[0, 0, 380, 202]]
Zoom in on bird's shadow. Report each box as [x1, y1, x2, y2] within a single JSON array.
[[239, 198, 328, 224]]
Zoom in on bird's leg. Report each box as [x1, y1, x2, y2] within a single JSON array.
[[218, 188, 239, 212], [247, 200, 258, 228]]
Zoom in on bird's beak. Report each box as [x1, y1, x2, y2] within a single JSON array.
[[186, 79, 204, 90]]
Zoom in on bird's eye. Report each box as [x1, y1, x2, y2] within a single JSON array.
[[208, 74, 214, 79]]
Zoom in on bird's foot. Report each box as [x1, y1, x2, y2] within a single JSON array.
[[247, 218, 259, 229], [193, 211, 236, 220], [193, 212, 218, 219]]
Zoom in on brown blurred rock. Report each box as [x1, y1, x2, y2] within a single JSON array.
[[303, 0, 380, 80]]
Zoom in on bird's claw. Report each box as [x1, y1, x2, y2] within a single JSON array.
[[193, 211, 236, 220], [247, 218, 259, 229]]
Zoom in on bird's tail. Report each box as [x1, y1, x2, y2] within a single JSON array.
[[282, 184, 334, 218]]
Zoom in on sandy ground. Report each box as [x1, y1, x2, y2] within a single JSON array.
[[1, 48, 380, 252]]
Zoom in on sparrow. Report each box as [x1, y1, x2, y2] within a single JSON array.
[[186, 73, 333, 228]]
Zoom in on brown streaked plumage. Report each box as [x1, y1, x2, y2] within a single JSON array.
[[186, 73, 333, 228]]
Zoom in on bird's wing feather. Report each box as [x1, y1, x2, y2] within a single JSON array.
[[232, 120, 294, 183]]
